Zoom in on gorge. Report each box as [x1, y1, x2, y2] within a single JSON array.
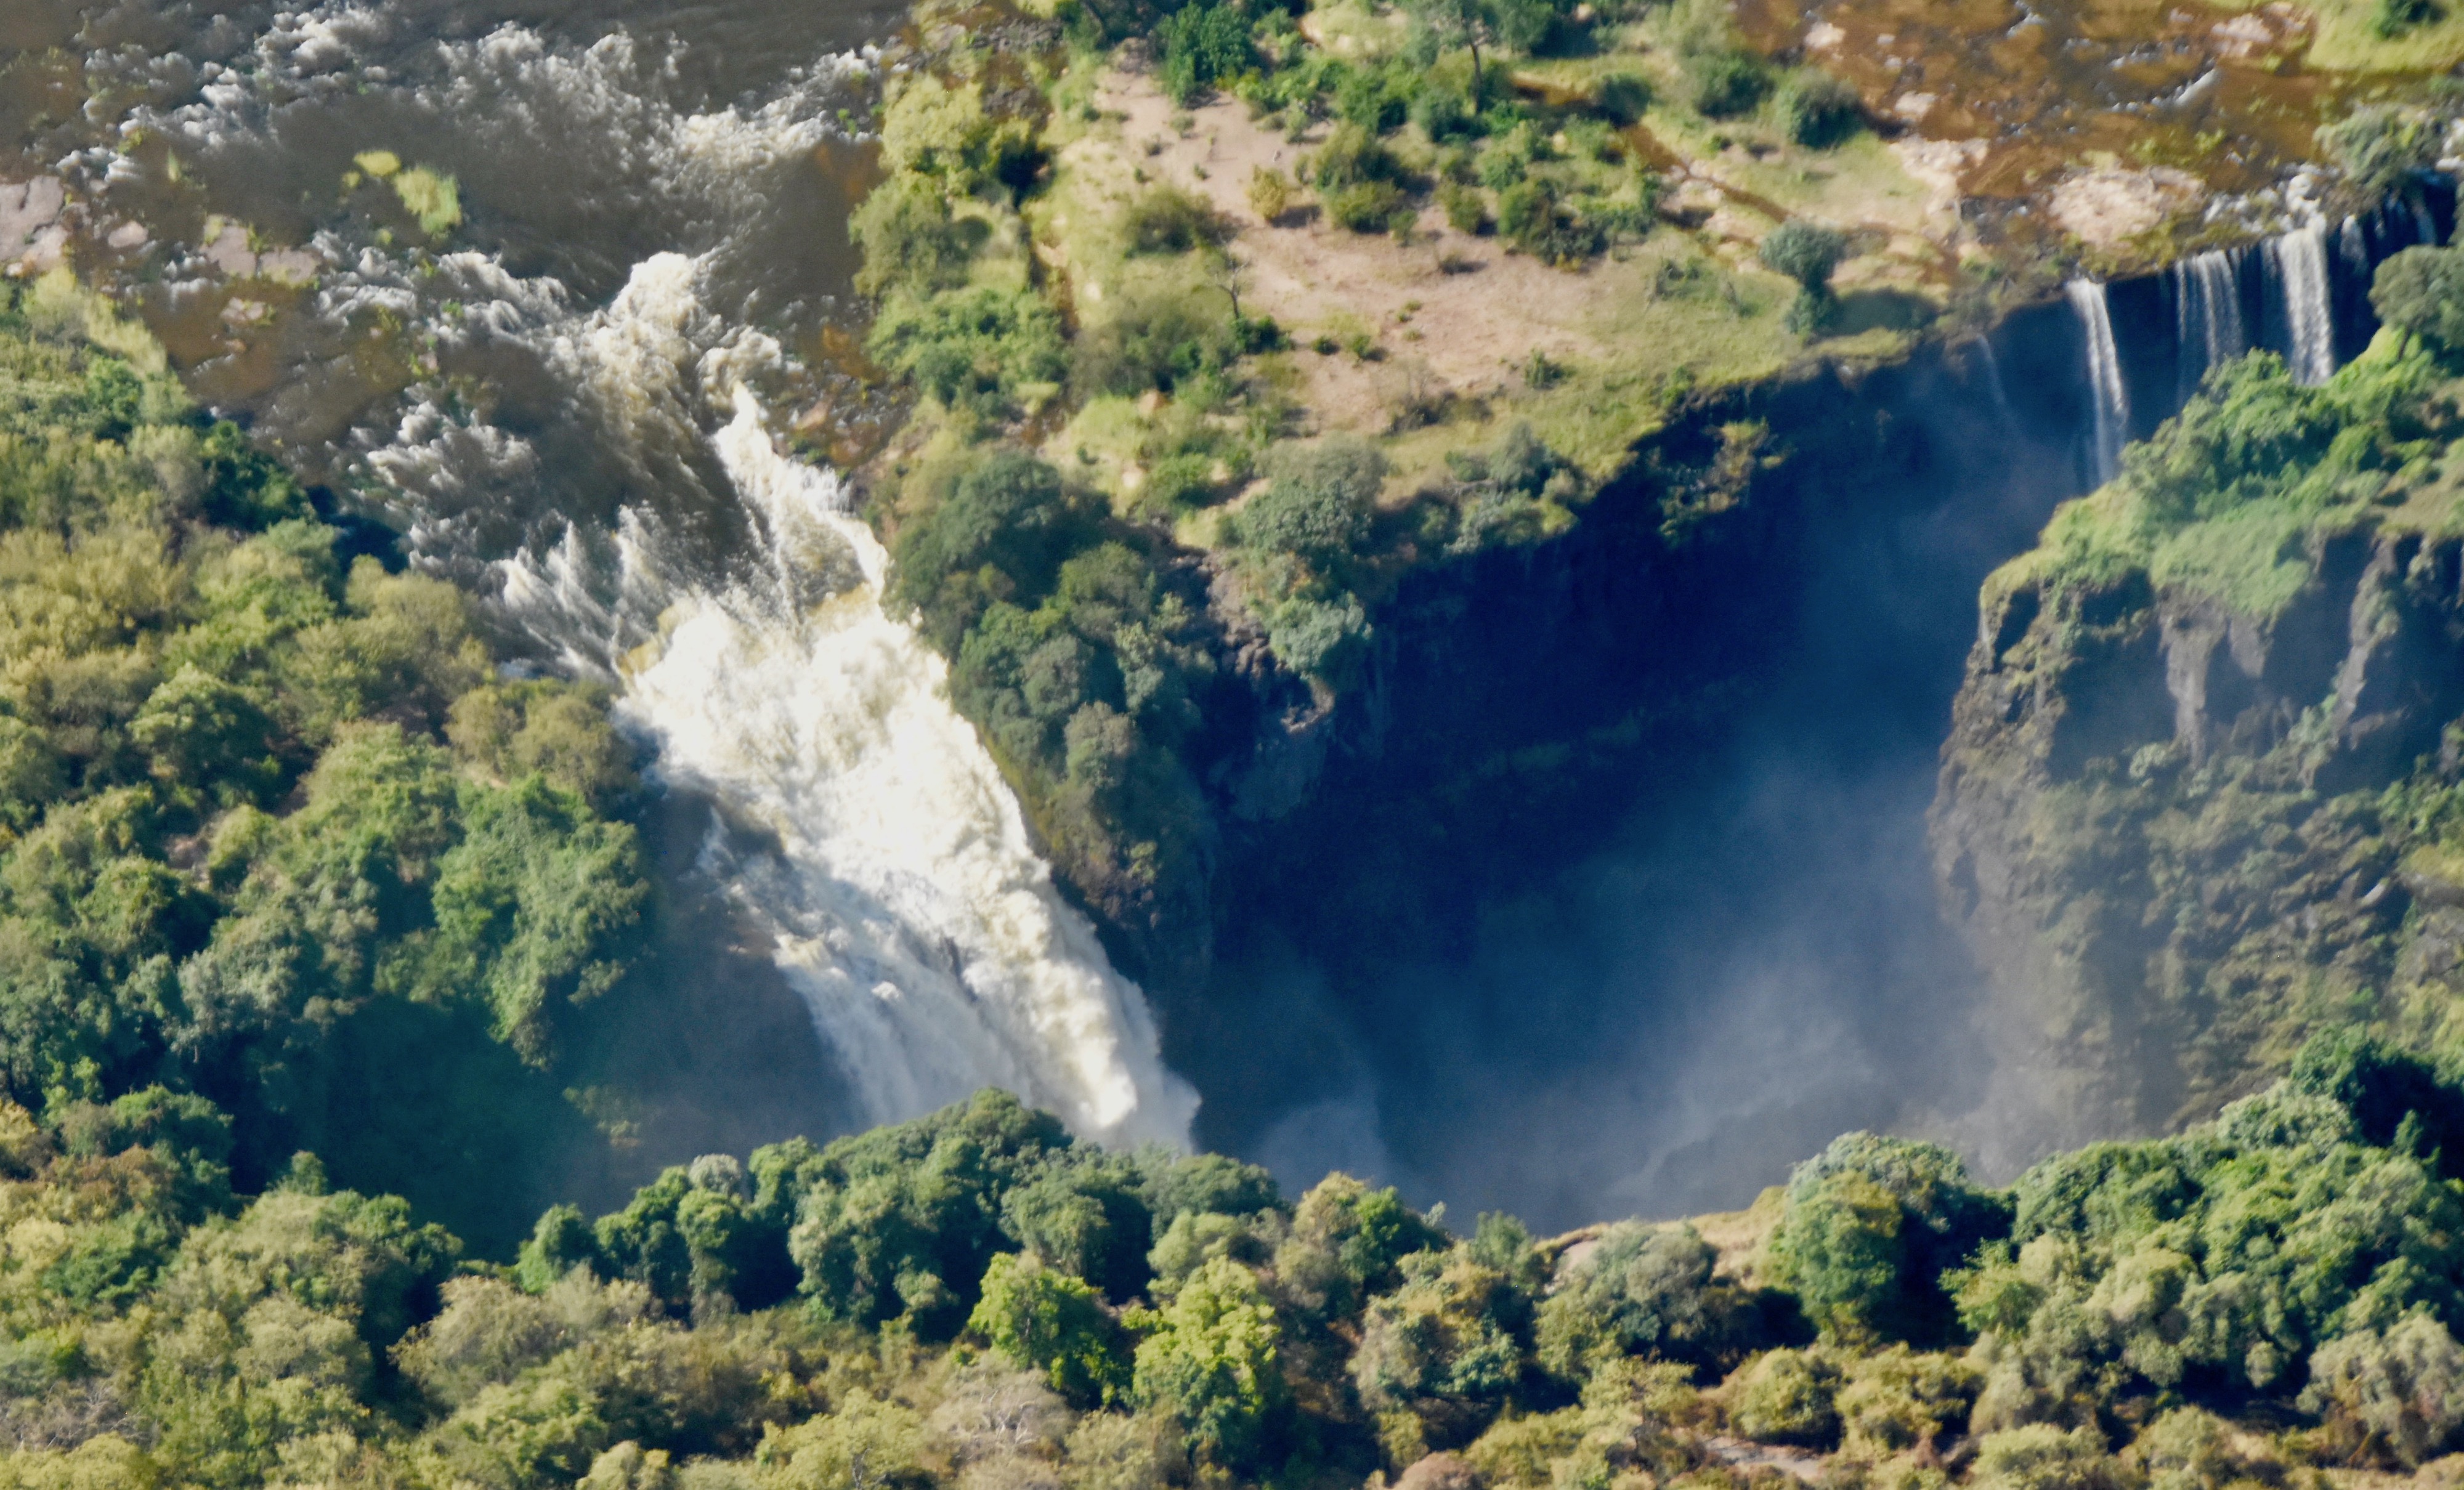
[[12, 0, 2464, 1482], [6, 0, 2457, 1231]]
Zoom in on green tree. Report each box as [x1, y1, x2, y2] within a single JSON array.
[[1760, 220, 1849, 333], [1769, 1133, 2004, 1346], [2371, 245, 2464, 358], [1131, 1255, 1285, 1470], [1158, 2, 1256, 107], [970, 1251, 1132, 1406], [787, 1090, 1073, 1337], [1534, 1222, 1743, 1375], [1239, 437, 1386, 568]]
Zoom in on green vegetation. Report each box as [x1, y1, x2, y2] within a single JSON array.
[[0, 272, 655, 1255], [1939, 249, 2464, 1156], [0, 1031, 2456, 1487], [1759, 221, 1847, 335]]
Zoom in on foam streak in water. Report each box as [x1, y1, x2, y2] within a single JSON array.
[[2067, 279, 2128, 485], [610, 387, 1198, 1149]]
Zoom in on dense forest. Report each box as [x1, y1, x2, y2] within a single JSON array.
[[0, 237, 2461, 1486], [7, 0, 2464, 1478]]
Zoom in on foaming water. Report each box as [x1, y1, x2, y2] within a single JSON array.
[[4, 3, 1198, 1153], [617, 389, 1197, 1147], [488, 258, 1198, 1149]]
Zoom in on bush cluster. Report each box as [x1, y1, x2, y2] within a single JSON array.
[[0, 280, 650, 1255]]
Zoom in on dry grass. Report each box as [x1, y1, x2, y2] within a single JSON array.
[[1031, 52, 1956, 497]]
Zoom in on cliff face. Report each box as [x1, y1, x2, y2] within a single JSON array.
[[1145, 311, 2101, 1174], [1932, 406, 2464, 1170]]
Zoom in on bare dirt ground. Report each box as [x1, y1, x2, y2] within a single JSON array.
[[1040, 54, 1969, 484], [1082, 67, 1693, 429]]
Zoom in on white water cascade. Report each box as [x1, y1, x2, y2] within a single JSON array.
[[2263, 219, 2336, 385], [499, 256, 1199, 1150], [2171, 246, 2247, 397], [2067, 279, 2130, 486]]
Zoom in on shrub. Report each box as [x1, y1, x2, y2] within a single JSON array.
[[1247, 166, 1297, 223], [1836, 1348, 1980, 1459], [1331, 180, 1411, 232], [1159, 1, 1255, 106], [1122, 186, 1228, 254], [1685, 50, 1770, 118], [1972, 1426, 2128, 1490], [2370, 245, 2464, 356], [2300, 1311, 2464, 1468], [971, 1252, 1133, 1407], [1240, 437, 1387, 564], [880, 75, 997, 186], [2129, 1407, 2274, 1490], [2373, 0, 2442, 39], [1759, 220, 1846, 292], [1768, 1133, 2006, 1346], [1776, 70, 1862, 148], [1265, 594, 1372, 685], [1492, 0, 1563, 54], [1760, 219, 1848, 333], [1131, 1257, 1286, 1470], [867, 285, 1069, 416], [1411, 85, 1477, 142], [1534, 1222, 1746, 1376], [1338, 68, 1411, 133], [1440, 181, 1488, 233], [1476, 123, 1539, 188], [1073, 286, 1238, 396], [851, 176, 981, 297], [1352, 1250, 1526, 1449], [2320, 103, 2441, 206], [1725, 1350, 1841, 1446], [1312, 122, 1409, 190], [1595, 73, 1651, 124], [1497, 179, 1602, 262], [1497, 179, 1552, 246]]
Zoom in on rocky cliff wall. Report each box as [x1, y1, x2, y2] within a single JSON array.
[[1932, 458, 2464, 1170]]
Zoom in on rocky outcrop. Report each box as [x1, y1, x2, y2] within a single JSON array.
[[1931, 523, 2464, 1167]]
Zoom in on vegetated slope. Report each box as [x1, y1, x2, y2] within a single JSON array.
[[841, 0, 2464, 1008], [0, 272, 700, 1255], [1933, 249, 2464, 1167], [0, 1040, 2457, 1487]]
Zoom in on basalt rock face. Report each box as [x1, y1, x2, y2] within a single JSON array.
[[1932, 523, 2464, 1168], [1151, 310, 2095, 1159]]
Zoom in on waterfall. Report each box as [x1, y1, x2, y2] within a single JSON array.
[[2264, 219, 2335, 385], [2067, 279, 2129, 486], [2170, 247, 2247, 399], [628, 390, 1198, 1148], [87, 1, 1214, 1156], [1972, 337, 2014, 420], [495, 256, 1199, 1150]]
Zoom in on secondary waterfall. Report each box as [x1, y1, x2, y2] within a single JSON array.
[[2171, 246, 2248, 399], [2067, 279, 2129, 485], [2264, 219, 2336, 385]]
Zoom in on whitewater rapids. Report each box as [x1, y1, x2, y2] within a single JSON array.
[[609, 387, 1198, 1149]]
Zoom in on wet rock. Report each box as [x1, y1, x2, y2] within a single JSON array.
[[2050, 166, 2203, 250]]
